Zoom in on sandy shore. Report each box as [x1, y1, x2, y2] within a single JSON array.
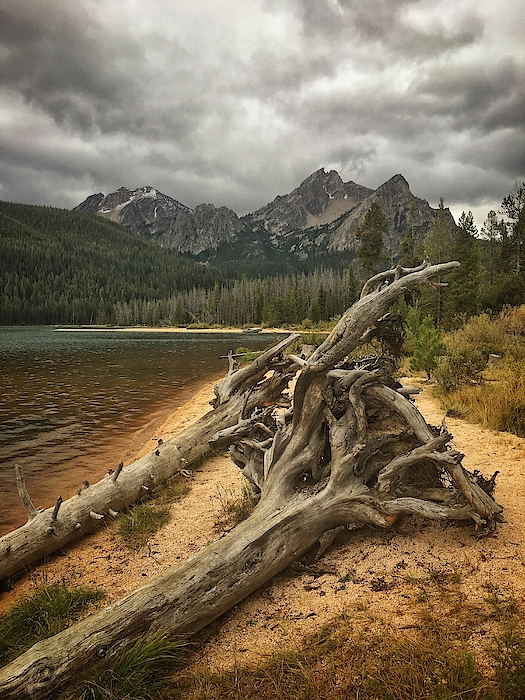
[[1, 377, 524, 675], [53, 326, 291, 334]]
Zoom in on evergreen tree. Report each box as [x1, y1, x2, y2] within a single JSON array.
[[500, 181, 525, 274], [421, 198, 454, 327], [480, 210, 507, 287], [398, 202, 422, 268], [410, 316, 442, 379], [355, 201, 388, 278], [479, 185, 525, 310], [444, 211, 481, 324]]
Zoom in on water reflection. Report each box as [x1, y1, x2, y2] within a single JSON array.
[[0, 328, 282, 534]]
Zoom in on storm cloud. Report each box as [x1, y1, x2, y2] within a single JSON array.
[[1, 0, 523, 225]]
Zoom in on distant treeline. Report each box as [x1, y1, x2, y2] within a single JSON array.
[[112, 268, 361, 327], [1, 184, 524, 329]]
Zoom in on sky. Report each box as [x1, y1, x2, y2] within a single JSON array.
[[1, 0, 524, 228]]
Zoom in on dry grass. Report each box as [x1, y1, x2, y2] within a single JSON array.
[[433, 308, 525, 436], [168, 601, 524, 700], [214, 483, 258, 532]]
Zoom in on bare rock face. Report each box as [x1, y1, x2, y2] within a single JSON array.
[[74, 187, 250, 256], [73, 171, 456, 269], [159, 203, 252, 255], [246, 168, 373, 237], [327, 174, 455, 260]]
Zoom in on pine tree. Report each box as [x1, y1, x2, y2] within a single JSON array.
[[421, 198, 454, 327], [410, 316, 442, 379], [500, 181, 525, 274], [398, 202, 421, 268], [444, 211, 481, 324], [355, 201, 388, 278]]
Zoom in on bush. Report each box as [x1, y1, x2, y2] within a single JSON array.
[[434, 347, 487, 391]]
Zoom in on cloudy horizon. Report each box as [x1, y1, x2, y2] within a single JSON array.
[[1, 0, 524, 229]]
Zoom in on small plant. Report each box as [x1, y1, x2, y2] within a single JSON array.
[[117, 503, 171, 549], [491, 625, 525, 698], [69, 633, 188, 700], [369, 576, 395, 592], [215, 482, 258, 531], [235, 346, 264, 362], [484, 583, 519, 622], [0, 580, 104, 666], [336, 569, 363, 590], [426, 565, 462, 587], [410, 315, 442, 379], [156, 474, 192, 505]]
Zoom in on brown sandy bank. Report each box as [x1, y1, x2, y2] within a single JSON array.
[[53, 326, 290, 334], [1, 377, 524, 674]]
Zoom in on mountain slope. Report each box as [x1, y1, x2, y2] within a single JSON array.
[[74, 187, 255, 257], [0, 201, 222, 325]]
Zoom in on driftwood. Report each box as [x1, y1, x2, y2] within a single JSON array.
[[0, 262, 504, 699], [0, 334, 299, 584]]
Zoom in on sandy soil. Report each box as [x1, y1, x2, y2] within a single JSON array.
[[1, 377, 524, 674]]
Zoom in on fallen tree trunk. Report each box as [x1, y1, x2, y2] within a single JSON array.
[[0, 334, 300, 584], [0, 262, 504, 699]]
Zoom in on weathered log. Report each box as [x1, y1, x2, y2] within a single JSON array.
[[0, 334, 300, 583], [0, 262, 504, 699]]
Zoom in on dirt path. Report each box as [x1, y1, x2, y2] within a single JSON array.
[[1, 379, 524, 673]]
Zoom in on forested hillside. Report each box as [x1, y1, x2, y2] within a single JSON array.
[[0, 202, 223, 325]]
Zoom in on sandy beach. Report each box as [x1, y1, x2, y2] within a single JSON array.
[[53, 326, 290, 334], [1, 375, 524, 674]]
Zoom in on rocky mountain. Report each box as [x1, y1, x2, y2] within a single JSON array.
[[74, 170, 456, 272], [246, 168, 374, 237], [74, 186, 257, 258]]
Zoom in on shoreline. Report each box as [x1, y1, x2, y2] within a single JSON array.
[[0, 371, 226, 538], [53, 326, 291, 334], [0, 372, 230, 612]]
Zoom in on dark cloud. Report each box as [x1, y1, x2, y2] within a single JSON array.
[[0, 0, 523, 225]]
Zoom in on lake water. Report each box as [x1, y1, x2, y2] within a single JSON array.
[[0, 327, 282, 535]]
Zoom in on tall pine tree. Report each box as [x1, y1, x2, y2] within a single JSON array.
[[355, 201, 388, 278], [421, 198, 454, 327], [444, 211, 481, 324]]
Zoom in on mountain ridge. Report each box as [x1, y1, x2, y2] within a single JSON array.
[[74, 169, 456, 269]]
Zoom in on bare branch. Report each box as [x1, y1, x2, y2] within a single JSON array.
[[14, 465, 39, 521]]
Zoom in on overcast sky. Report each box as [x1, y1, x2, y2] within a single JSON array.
[[1, 0, 524, 227]]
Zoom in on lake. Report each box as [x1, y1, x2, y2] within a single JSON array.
[[0, 327, 283, 535]]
